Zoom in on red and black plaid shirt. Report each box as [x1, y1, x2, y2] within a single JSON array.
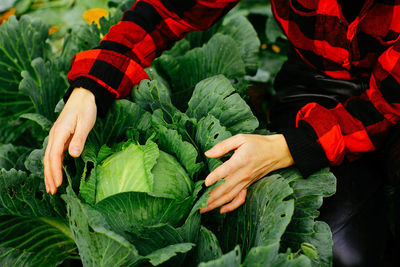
[[66, 0, 400, 174]]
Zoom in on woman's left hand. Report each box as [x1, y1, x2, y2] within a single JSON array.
[[200, 134, 294, 214]]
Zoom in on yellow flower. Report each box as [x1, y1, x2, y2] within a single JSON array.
[[32, 2, 44, 8], [261, 44, 268, 50], [83, 8, 109, 28], [0, 8, 16, 25], [271, 44, 281, 53], [49, 26, 60, 35]]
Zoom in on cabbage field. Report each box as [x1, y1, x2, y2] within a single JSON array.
[[0, 0, 338, 266]]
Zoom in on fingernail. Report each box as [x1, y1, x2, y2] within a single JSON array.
[[45, 185, 49, 193], [205, 179, 209, 186], [70, 147, 80, 156], [205, 149, 212, 156]]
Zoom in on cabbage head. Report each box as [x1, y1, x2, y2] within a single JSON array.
[[92, 140, 196, 235], [96, 141, 193, 202]]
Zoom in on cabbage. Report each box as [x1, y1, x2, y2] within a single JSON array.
[[91, 139, 196, 241], [96, 141, 193, 202]]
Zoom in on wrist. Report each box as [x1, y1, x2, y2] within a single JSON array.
[[259, 134, 294, 171], [70, 87, 96, 104], [64, 77, 116, 117], [280, 125, 329, 177], [274, 134, 295, 168]]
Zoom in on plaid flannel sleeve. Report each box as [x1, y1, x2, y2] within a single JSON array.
[[284, 42, 400, 177], [65, 0, 240, 116]]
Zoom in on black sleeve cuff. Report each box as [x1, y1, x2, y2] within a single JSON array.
[[63, 77, 116, 117], [280, 122, 329, 178]]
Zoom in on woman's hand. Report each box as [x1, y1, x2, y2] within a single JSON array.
[[44, 88, 97, 194], [200, 134, 294, 214]]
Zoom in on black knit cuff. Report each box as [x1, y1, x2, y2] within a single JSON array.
[[280, 123, 329, 178], [64, 77, 116, 117]]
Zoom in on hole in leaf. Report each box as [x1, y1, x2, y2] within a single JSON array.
[[214, 133, 219, 139], [7, 187, 14, 198], [35, 191, 44, 201], [223, 92, 235, 101], [283, 195, 293, 201], [281, 214, 286, 218], [84, 162, 95, 182]]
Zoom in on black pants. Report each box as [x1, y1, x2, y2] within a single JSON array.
[[269, 54, 400, 267]]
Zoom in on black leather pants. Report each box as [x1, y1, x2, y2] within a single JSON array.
[[269, 54, 396, 266]]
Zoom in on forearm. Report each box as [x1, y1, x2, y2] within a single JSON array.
[[285, 44, 400, 176]]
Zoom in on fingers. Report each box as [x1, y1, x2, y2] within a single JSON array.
[[46, 125, 73, 194], [220, 189, 247, 214], [68, 119, 93, 158], [205, 154, 241, 186], [200, 178, 246, 214], [44, 87, 97, 195], [44, 138, 54, 193], [205, 134, 246, 158]]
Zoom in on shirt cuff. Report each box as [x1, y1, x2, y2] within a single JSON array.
[[280, 122, 329, 177], [64, 77, 116, 117]]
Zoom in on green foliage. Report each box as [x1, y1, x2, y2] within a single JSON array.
[[192, 226, 223, 265], [0, 15, 50, 142], [280, 168, 336, 267], [0, 169, 76, 266], [198, 168, 336, 266], [0, 169, 64, 217], [0, 216, 76, 267], [220, 15, 261, 74], [63, 188, 146, 267], [199, 246, 242, 267], [154, 14, 261, 105], [156, 34, 246, 105], [19, 58, 67, 121], [0, 143, 31, 171], [221, 174, 295, 256], [187, 75, 259, 135], [0, 2, 337, 266], [95, 141, 193, 202]]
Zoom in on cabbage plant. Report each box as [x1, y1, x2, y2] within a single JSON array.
[[94, 140, 197, 231], [62, 74, 262, 266], [64, 138, 202, 267], [60, 75, 335, 267], [0, 6, 337, 266], [96, 141, 193, 202]]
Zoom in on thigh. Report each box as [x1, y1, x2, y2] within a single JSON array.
[[269, 83, 388, 267], [380, 125, 400, 265], [319, 155, 387, 267]]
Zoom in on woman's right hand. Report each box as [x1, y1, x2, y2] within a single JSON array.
[[44, 87, 97, 194]]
